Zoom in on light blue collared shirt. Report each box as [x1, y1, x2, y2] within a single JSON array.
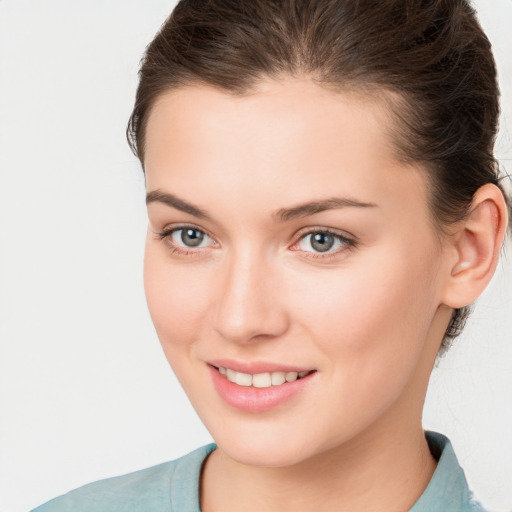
[[32, 431, 490, 512], [411, 432, 489, 512]]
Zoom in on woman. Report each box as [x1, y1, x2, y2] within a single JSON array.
[[32, 0, 510, 511]]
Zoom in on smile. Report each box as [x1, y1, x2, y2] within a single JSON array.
[[216, 366, 312, 388], [209, 363, 317, 412]]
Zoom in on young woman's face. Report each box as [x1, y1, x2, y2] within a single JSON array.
[[143, 79, 453, 467]]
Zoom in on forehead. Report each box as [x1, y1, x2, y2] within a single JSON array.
[[145, 78, 397, 168], [143, 79, 429, 222]]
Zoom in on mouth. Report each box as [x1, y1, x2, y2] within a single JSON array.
[[214, 365, 315, 388], [208, 362, 317, 412]]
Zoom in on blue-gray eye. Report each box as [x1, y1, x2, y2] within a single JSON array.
[[310, 233, 334, 252], [180, 228, 205, 247], [168, 227, 209, 248], [298, 231, 348, 253]]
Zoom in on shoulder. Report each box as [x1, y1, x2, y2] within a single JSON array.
[[31, 444, 216, 512], [32, 461, 176, 512]]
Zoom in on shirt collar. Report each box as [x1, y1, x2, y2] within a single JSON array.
[[171, 433, 483, 512], [410, 431, 481, 512]]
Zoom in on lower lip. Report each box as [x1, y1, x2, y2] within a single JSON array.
[[208, 365, 315, 413]]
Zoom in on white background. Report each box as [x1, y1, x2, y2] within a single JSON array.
[[0, 1, 511, 511]]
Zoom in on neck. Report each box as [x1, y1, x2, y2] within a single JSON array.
[[201, 418, 437, 512]]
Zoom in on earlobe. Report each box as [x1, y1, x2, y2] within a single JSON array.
[[442, 183, 508, 309]]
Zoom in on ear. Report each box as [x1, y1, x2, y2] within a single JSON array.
[[442, 183, 509, 309]]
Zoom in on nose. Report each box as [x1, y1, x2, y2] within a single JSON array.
[[213, 247, 290, 344]]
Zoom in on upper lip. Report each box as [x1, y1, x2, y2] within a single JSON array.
[[207, 359, 315, 374]]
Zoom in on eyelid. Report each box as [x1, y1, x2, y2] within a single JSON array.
[[292, 225, 356, 243], [154, 223, 218, 255], [289, 226, 358, 258], [157, 223, 216, 242]]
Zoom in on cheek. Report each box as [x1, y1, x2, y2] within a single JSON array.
[[143, 241, 211, 353], [290, 241, 441, 360], [284, 245, 442, 439]]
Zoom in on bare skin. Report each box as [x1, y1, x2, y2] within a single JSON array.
[[142, 78, 508, 512], [200, 324, 443, 512]]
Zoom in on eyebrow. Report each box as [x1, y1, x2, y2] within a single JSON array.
[[274, 197, 378, 222], [146, 190, 211, 220], [146, 190, 377, 222]]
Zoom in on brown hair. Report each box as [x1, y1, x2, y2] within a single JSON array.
[[126, 0, 509, 350]]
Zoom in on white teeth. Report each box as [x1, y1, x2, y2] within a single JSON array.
[[235, 372, 253, 387], [218, 367, 311, 388], [285, 371, 298, 382], [271, 371, 286, 386], [253, 373, 272, 388]]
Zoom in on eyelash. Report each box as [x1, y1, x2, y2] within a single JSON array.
[[290, 228, 357, 260], [155, 224, 216, 257], [155, 224, 357, 260]]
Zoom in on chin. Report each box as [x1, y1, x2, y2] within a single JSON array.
[[206, 420, 326, 468], [223, 440, 310, 468]]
